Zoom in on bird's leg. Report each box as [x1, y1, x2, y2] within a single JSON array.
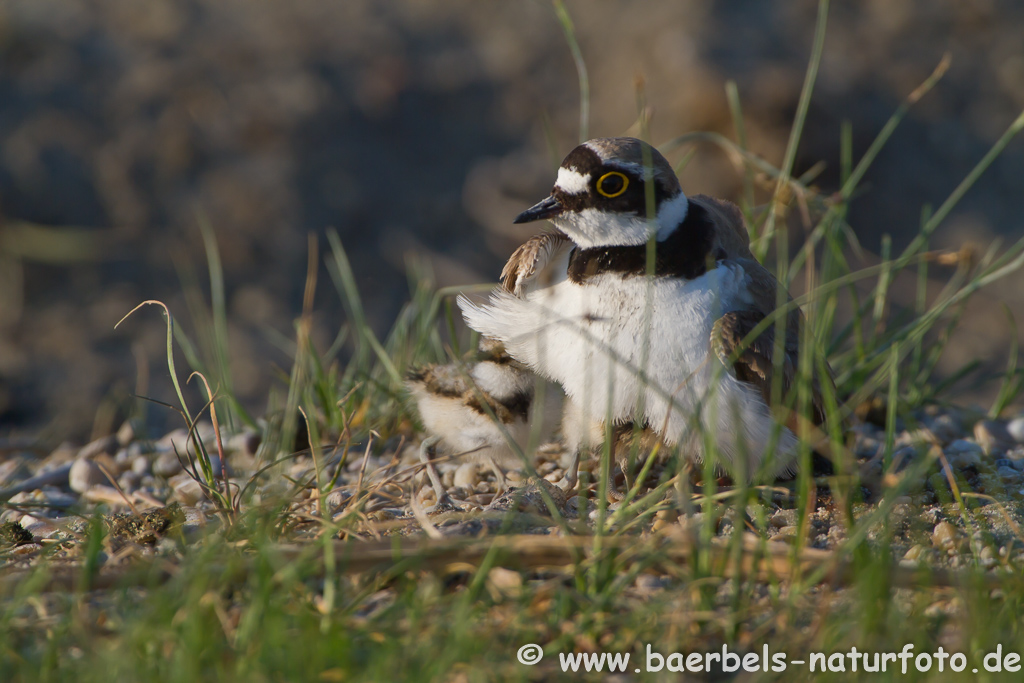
[[484, 455, 507, 492], [417, 436, 454, 509], [615, 453, 632, 501], [605, 473, 625, 503], [559, 447, 580, 492]]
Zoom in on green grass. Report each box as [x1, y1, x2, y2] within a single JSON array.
[[5, 1, 1024, 681]]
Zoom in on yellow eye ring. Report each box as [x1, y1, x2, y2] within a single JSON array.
[[596, 171, 629, 198]]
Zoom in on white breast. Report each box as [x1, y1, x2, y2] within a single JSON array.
[[459, 262, 798, 479]]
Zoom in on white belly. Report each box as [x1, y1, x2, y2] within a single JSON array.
[[460, 262, 798, 479]]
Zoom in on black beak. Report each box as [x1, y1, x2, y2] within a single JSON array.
[[513, 195, 563, 224]]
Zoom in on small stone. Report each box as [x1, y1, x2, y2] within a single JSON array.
[[903, 545, 926, 562], [486, 567, 522, 598], [288, 462, 313, 483], [153, 451, 185, 478], [366, 509, 397, 522], [1008, 417, 1024, 444], [453, 463, 479, 490], [655, 509, 679, 523], [997, 466, 1021, 482], [19, 515, 58, 538], [41, 442, 78, 470], [947, 447, 981, 470], [771, 525, 800, 542], [975, 420, 1013, 454], [69, 458, 107, 493], [116, 420, 140, 447], [156, 428, 193, 457], [947, 439, 982, 455], [854, 436, 881, 459], [651, 518, 672, 533], [118, 471, 143, 493], [227, 430, 262, 457], [204, 455, 226, 478], [77, 434, 118, 460], [928, 414, 962, 444], [132, 456, 151, 475], [932, 521, 960, 551], [168, 473, 205, 505], [770, 509, 798, 528], [0, 458, 32, 488], [11, 543, 43, 556], [980, 545, 997, 568], [635, 574, 668, 594], [325, 488, 351, 512], [114, 448, 135, 472]]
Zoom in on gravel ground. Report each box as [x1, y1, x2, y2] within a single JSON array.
[[4, 407, 1024, 580]]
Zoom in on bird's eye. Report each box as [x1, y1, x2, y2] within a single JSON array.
[[596, 171, 629, 198]]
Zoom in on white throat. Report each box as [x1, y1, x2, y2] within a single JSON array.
[[552, 192, 689, 249]]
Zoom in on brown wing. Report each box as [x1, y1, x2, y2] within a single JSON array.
[[689, 194, 754, 261], [500, 232, 571, 297], [711, 308, 835, 430]]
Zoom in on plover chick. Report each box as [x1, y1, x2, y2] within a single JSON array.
[[406, 337, 561, 506]]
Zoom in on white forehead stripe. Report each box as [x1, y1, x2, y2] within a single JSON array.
[[555, 167, 590, 195]]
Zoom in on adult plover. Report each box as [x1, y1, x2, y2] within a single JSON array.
[[459, 136, 838, 493], [406, 337, 560, 505]]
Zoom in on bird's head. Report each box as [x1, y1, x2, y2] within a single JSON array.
[[513, 137, 688, 249]]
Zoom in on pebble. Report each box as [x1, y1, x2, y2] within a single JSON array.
[[903, 545, 926, 562], [227, 430, 262, 458], [153, 450, 185, 478], [928, 414, 962, 444], [946, 447, 981, 469], [932, 521, 960, 551], [156, 428, 194, 458], [41, 442, 78, 469], [947, 439, 982, 455], [19, 515, 58, 538], [77, 434, 117, 460], [997, 467, 1021, 482], [486, 567, 523, 598], [116, 419, 140, 447], [1005, 448, 1024, 470], [0, 459, 32, 488], [118, 471, 143, 493], [325, 488, 351, 512], [975, 420, 1013, 453], [771, 525, 800, 542], [854, 436, 881, 459], [168, 473, 205, 505], [453, 463, 479, 489], [1008, 417, 1024, 444], [132, 455, 151, 475], [69, 458, 108, 493], [770, 509, 798, 528]]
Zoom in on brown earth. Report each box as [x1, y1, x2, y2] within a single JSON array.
[[1, 0, 1023, 443]]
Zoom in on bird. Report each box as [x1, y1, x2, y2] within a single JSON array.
[[459, 136, 839, 495], [405, 336, 561, 507]]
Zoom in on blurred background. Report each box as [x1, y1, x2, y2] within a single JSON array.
[[1, 0, 1023, 444]]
